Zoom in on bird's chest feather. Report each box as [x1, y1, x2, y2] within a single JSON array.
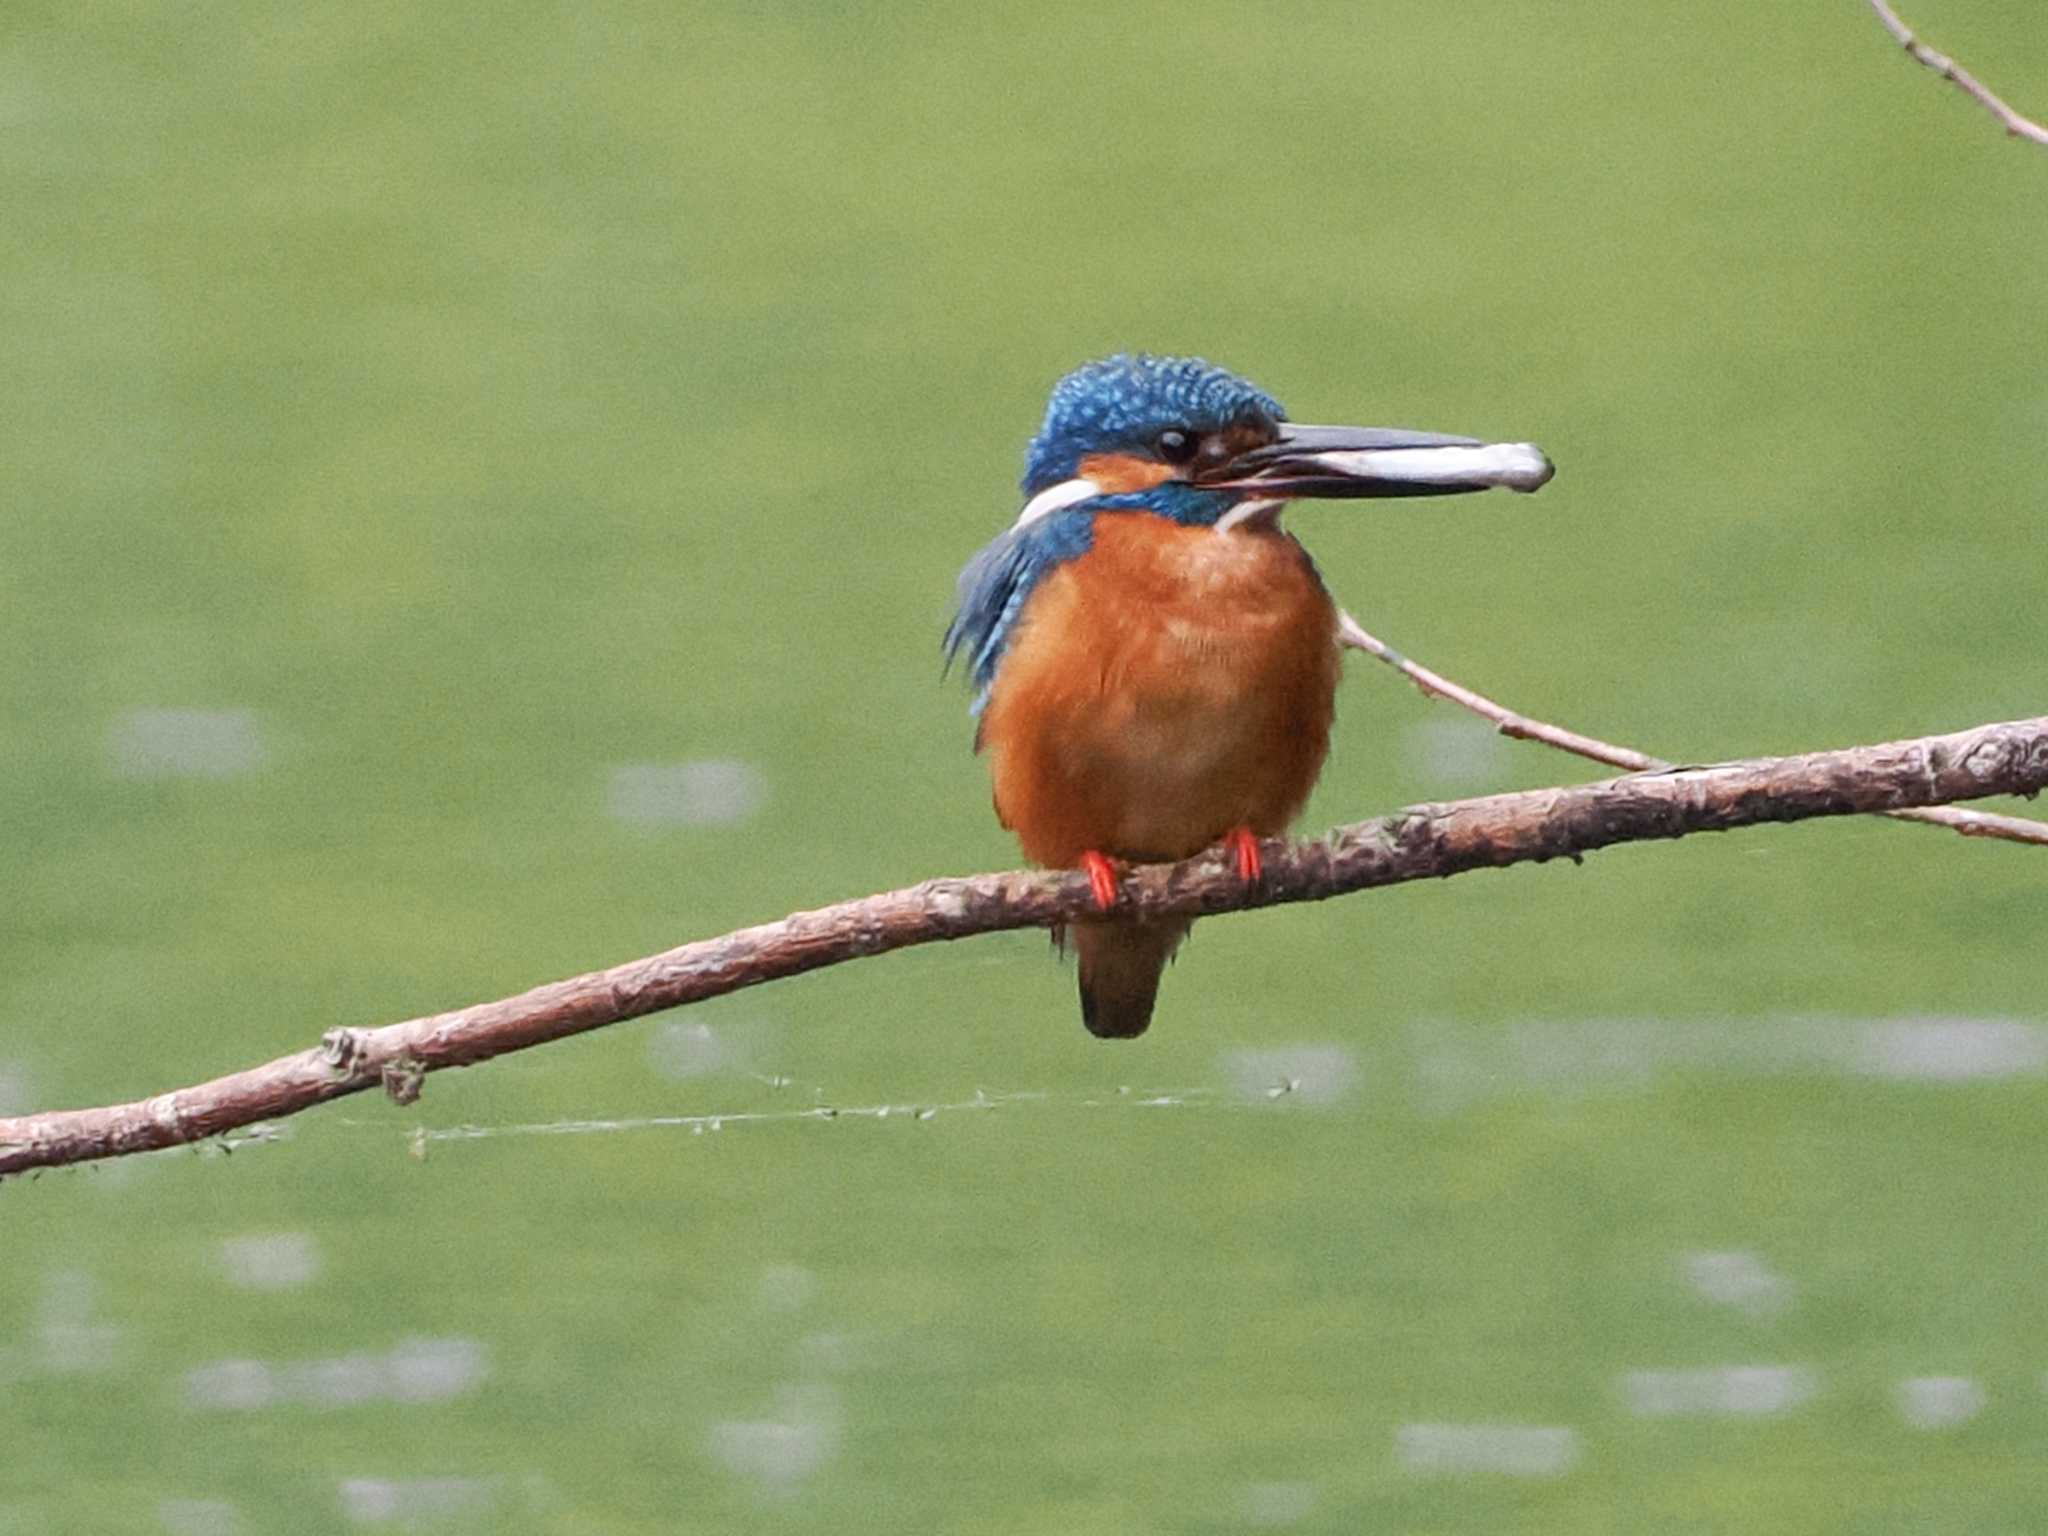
[[980, 513, 1341, 863], [1069, 516, 1331, 719]]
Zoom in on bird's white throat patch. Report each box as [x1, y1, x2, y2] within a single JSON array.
[[1213, 498, 1284, 534], [1011, 476, 1101, 531]]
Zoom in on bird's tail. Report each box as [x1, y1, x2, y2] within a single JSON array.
[[1069, 917, 1193, 1039]]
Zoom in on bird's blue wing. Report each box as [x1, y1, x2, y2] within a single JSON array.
[[942, 509, 1094, 715]]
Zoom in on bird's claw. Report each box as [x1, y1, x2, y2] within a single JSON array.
[[1225, 827, 1262, 884], [1079, 850, 1121, 910]]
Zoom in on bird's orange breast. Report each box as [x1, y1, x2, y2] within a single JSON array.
[[978, 513, 1341, 868]]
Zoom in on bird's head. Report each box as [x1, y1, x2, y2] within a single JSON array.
[[945, 353, 1554, 706], [1018, 353, 1552, 531]]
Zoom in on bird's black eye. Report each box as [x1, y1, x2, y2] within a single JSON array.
[[1155, 429, 1197, 464]]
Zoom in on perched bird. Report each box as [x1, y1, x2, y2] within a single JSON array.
[[945, 355, 1552, 1039]]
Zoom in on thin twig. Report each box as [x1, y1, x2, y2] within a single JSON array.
[[1336, 611, 2048, 848], [3, 713, 2046, 1179], [1866, 0, 2048, 148]]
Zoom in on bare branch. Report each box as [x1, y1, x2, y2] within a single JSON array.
[[1866, 0, 2048, 149], [1336, 612, 1662, 773], [3, 715, 2045, 1180], [1337, 611, 2048, 848]]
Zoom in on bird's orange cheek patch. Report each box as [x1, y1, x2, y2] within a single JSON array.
[[1078, 452, 1176, 493]]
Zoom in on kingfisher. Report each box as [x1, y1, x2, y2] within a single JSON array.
[[945, 355, 1552, 1039]]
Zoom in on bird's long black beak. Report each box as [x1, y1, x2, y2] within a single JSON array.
[[1196, 423, 1554, 499]]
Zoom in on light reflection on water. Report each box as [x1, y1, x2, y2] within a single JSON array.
[[1410, 1014, 2048, 1114], [337, 1476, 499, 1528], [105, 708, 268, 781], [1619, 1365, 1819, 1419], [1240, 1480, 1318, 1526], [1895, 1376, 1987, 1430], [1395, 1423, 1580, 1477], [707, 1383, 844, 1491], [605, 759, 767, 828], [217, 1232, 320, 1292], [1678, 1249, 1793, 1317], [182, 1337, 489, 1413]]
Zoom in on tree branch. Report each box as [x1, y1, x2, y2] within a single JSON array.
[[1336, 611, 2048, 847], [1866, 0, 2048, 149], [4, 715, 2045, 1180]]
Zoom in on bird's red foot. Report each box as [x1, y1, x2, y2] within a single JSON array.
[[1078, 850, 1121, 910], [1225, 826, 1262, 883]]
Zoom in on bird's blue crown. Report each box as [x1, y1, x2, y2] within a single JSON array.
[[1021, 354, 1285, 494]]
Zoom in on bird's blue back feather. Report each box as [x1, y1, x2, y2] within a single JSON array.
[[942, 508, 1094, 713]]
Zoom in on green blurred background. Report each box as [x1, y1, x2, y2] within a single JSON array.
[[4, 1, 2045, 1530]]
